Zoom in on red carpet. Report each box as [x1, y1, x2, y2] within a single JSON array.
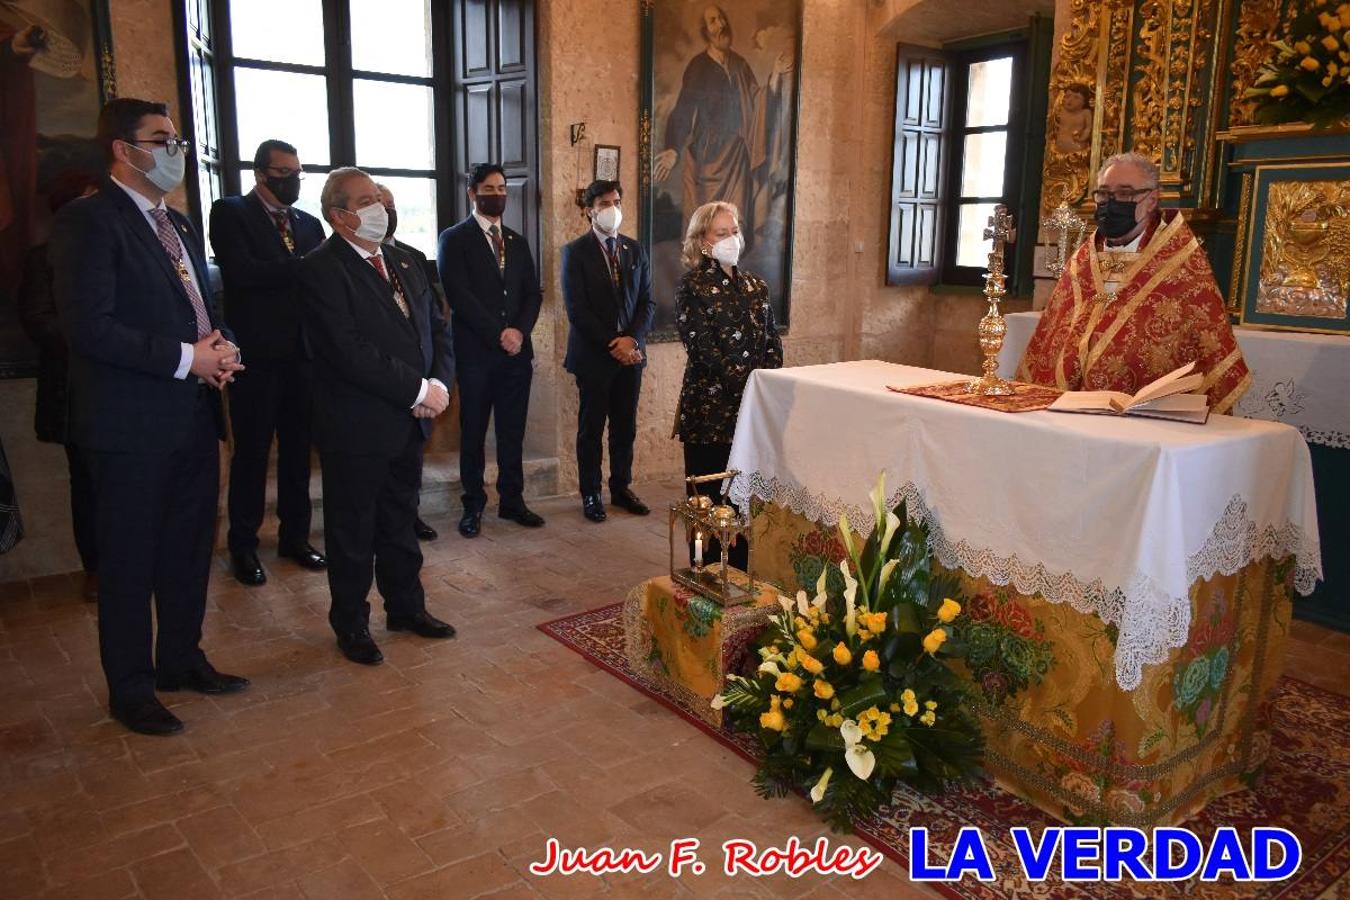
[[539, 602, 1349, 899]]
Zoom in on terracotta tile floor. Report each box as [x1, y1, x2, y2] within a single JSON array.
[[0, 480, 1344, 899]]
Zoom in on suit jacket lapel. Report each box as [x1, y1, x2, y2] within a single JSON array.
[[111, 186, 195, 309]]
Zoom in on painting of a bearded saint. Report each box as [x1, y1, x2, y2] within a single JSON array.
[[645, 1, 801, 336]]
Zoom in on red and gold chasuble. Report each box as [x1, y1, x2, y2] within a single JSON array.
[[1017, 211, 1251, 414]]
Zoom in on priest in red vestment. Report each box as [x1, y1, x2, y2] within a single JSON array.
[[1018, 152, 1250, 414]]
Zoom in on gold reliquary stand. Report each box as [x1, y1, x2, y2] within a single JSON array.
[[669, 471, 756, 607], [967, 204, 1016, 397]]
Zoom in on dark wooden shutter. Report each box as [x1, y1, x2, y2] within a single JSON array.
[[450, 0, 538, 258], [888, 45, 950, 286]]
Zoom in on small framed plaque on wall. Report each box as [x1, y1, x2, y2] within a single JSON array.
[[594, 145, 621, 182]]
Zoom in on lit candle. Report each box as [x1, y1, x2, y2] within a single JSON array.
[[694, 534, 704, 568]]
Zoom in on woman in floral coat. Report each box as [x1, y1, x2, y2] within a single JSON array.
[[673, 201, 783, 569]]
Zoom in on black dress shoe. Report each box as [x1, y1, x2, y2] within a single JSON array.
[[336, 628, 384, 665], [499, 505, 545, 528], [414, 517, 438, 541], [279, 542, 327, 570], [458, 509, 482, 538], [582, 494, 607, 522], [231, 550, 266, 586], [387, 610, 457, 639], [612, 488, 651, 516], [157, 662, 250, 695], [111, 698, 183, 736]]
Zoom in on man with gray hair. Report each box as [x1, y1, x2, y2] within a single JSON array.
[[300, 167, 457, 666], [1018, 151, 1249, 413]]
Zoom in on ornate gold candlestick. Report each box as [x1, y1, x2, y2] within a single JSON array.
[[967, 205, 1015, 397], [669, 471, 755, 606]]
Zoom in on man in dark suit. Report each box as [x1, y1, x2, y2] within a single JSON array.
[[561, 180, 655, 522], [51, 98, 250, 736], [301, 167, 457, 666], [436, 163, 544, 538], [378, 181, 440, 542], [210, 139, 327, 586]]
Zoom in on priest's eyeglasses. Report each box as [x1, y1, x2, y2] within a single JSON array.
[[135, 137, 193, 157], [1091, 186, 1156, 203]]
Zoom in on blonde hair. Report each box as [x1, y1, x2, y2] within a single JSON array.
[[681, 201, 740, 269]]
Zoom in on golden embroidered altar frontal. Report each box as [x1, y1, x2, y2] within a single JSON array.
[[747, 503, 1293, 827], [622, 574, 781, 728]]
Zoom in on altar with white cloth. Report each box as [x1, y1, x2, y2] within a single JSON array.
[[726, 360, 1322, 826]]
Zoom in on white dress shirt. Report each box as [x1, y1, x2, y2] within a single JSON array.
[[339, 235, 445, 409], [111, 175, 208, 379]]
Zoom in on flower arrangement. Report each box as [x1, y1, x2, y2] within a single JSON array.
[[713, 475, 987, 832], [1246, 4, 1350, 127]]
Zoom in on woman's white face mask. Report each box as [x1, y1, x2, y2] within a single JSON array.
[[708, 233, 742, 267]]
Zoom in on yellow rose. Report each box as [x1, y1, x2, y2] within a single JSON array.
[[784, 698, 794, 709], [796, 629, 817, 651], [1324, 75, 1335, 87], [922, 628, 948, 655], [830, 698, 841, 711], [775, 672, 804, 693], [1301, 56, 1322, 72], [903, 699, 919, 717], [813, 679, 835, 700], [925, 699, 938, 710], [901, 688, 916, 704], [1324, 35, 1342, 53], [832, 643, 853, 666], [1332, 62, 1341, 75], [889, 703, 901, 713], [1327, 16, 1343, 32], [817, 708, 828, 722], [1270, 84, 1291, 98], [1295, 40, 1312, 54], [802, 654, 825, 675], [864, 611, 888, 633], [1317, 12, 1333, 28], [1338, 4, 1350, 22], [937, 598, 962, 624], [919, 711, 936, 727], [862, 650, 880, 672], [761, 707, 787, 731]]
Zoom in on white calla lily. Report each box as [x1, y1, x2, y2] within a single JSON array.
[[841, 560, 859, 636], [869, 473, 887, 536], [878, 558, 900, 594], [811, 592, 828, 610], [846, 744, 877, 780], [777, 594, 794, 613], [796, 590, 810, 616], [815, 565, 828, 600], [810, 767, 834, 804], [710, 693, 727, 710], [839, 719, 876, 780], [879, 509, 901, 556], [757, 660, 784, 677], [838, 513, 857, 562]]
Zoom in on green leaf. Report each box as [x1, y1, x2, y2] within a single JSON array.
[[872, 729, 919, 777], [839, 676, 888, 718], [805, 721, 846, 753], [890, 602, 923, 635]]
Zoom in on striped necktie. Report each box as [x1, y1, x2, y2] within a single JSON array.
[[148, 208, 211, 338]]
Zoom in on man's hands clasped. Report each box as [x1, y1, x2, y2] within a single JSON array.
[[191, 329, 245, 389], [608, 335, 642, 366], [414, 381, 451, 419]]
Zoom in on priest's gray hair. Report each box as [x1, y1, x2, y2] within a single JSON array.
[[1097, 152, 1160, 188], [320, 166, 371, 218]]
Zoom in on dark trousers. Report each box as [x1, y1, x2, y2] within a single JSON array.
[[63, 443, 98, 573], [226, 358, 314, 553], [320, 421, 426, 635], [682, 441, 748, 571], [457, 349, 532, 511], [87, 394, 218, 705], [575, 364, 642, 497]]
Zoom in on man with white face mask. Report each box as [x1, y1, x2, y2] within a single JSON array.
[[50, 98, 249, 736], [561, 180, 655, 522], [300, 168, 458, 666]]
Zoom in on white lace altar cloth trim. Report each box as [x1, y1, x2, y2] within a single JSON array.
[[725, 361, 1323, 692], [998, 312, 1350, 449]]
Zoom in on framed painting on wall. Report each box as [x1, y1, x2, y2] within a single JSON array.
[[639, 0, 802, 340], [1239, 162, 1350, 334], [0, 0, 115, 378]]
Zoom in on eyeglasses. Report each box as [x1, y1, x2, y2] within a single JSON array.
[[134, 137, 193, 157], [1092, 186, 1155, 203], [264, 166, 303, 178]]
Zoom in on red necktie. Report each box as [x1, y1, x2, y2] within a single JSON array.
[[271, 210, 295, 254], [368, 255, 410, 318]]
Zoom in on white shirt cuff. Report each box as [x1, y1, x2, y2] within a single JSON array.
[[175, 343, 193, 380], [412, 378, 429, 408]]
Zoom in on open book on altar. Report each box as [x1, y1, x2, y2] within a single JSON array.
[[1047, 361, 1210, 424]]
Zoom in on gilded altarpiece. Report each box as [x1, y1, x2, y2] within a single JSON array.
[[1039, 0, 1348, 332]]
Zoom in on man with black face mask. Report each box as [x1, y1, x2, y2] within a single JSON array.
[[210, 140, 328, 586], [1018, 151, 1250, 413]]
